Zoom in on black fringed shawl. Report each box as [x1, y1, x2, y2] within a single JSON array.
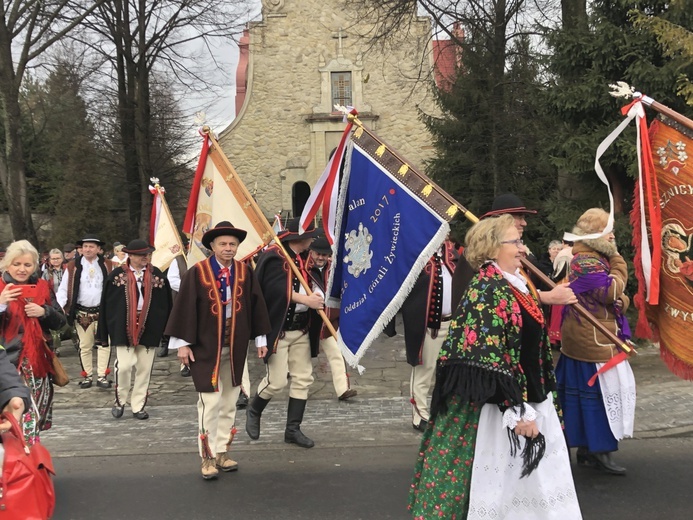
[[431, 262, 557, 477]]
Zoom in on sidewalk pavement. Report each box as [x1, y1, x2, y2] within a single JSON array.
[[42, 325, 693, 458]]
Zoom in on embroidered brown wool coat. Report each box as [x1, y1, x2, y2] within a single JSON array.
[[164, 257, 271, 392]]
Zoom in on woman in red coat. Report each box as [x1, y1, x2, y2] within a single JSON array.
[[0, 240, 66, 444]]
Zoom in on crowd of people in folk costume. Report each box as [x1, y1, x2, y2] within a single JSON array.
[[0, 193, 635, 518]]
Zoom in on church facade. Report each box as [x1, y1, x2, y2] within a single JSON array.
[[219, 0, 442, 218]]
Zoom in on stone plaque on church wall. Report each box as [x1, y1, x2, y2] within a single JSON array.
[[220, 0, 438, 217]]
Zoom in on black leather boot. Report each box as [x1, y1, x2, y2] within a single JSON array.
[[284, 398, 314, 448], [592, 452, 626, 475], [246, 395, 270, 440]]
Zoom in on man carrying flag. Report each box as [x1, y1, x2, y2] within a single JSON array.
[[246, 219, 322, 448], [391, 237, 458, 431]]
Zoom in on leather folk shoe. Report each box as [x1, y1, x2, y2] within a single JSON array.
[[592, 452, 626, 476], [576, 447, 596, 466], [412, 419, 427, 432], [133, 410, 149, 420], [236, 392, 249, 409], [215, 453, 238, 472], [111, 405, 124, 419], [338, 389, 357, 401], [201, 458, 219, 480]]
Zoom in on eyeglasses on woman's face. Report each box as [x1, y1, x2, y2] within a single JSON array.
[[500, 239, 524, 247]]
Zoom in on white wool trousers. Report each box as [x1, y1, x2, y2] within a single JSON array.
[[257, 329, 313, 400], [410, 321, 449, 425], [197, 347, 241, 457], [113, 345, 156, 413]]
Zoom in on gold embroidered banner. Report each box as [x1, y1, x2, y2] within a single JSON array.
[[648, 117, 693, 378]]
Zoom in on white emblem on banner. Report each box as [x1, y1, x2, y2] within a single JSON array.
[[344, 223, 373, 278]]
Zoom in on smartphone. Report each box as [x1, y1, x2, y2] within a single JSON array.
[[19, 284, 38, 299]]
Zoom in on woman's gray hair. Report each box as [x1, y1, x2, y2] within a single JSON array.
[[548, 240, 562, 251], [464, 214, 515, 270], [0, 239, 39, 272], [49, 248, 63, 258]]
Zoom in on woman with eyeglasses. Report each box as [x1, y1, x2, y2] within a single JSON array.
[[556, 208, 635, 476], [409, 214, 581, 520]]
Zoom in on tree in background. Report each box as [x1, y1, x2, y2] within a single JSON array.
[[354, 0, 559, 250], [542, 0, 693, 243], [0, 0, 107, 244], [79, 0, 253, 238], [17, 59, 116, 248], [630, 0, 693, 106]]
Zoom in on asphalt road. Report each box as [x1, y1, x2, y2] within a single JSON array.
[[51, 437, 693, 520]]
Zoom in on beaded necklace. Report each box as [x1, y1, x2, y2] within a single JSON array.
[[509, 285, 545, 326]]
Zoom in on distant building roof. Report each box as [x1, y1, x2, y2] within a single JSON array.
[[432, 24, 462, 92]]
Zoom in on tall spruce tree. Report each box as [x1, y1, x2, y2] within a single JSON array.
[[542, 0, 693, 239], [19, 62, 116, 249], [424, 33, 554, 250]]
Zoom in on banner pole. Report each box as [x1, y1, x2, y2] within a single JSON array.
[[348, 115, 636, 356], [203, 128, 339, 341]]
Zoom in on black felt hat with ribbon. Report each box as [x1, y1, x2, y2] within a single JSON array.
[[76, 234, 105, 247], [202, 221, 248, 249], [122, 239, 155, 255], [479, 193, 537, 220], [278, 218, 317, 243], [309, 235, 332, 254]]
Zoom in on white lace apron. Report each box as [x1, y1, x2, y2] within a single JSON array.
[[596, 359, 636, 440], [467, 393, 583, 520]]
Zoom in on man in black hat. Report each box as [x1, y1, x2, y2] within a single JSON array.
[[451, 193, 577, 310], [306, 236, 356, 401], [165, 221, 271, 480], [98, 240, 172, 420], [62, 243, 76, 267], [57, 234, 115, 389], [246, 218, 323, 449], [385, 236, 459, 431]]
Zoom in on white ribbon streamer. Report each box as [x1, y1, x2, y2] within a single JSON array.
[[563, 104, 640, 243]]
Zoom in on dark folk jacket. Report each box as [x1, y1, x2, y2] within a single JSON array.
[[255, 245, 320, 361], [97, 263, 172, 347], [164, 257, 271, 392]]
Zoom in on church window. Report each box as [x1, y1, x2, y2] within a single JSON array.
[[331, 72, 352, 108]]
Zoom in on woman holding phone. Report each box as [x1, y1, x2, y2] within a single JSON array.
[[0, 240, 66, 444]]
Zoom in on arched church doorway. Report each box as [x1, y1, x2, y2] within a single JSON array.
[[292, 181, 311, 217]]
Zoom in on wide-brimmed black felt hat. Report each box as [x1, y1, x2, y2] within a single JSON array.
[[202, 221, 247, 249], [309, 236, 332, 254], [479, 193, 537, 220], [76, 234, 105, 247], [279, 218, 317, 242], [122, 239, 155, 255]]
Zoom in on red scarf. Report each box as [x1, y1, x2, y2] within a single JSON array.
[[125, 264, 153, 345], [0, 278, 53, 378]]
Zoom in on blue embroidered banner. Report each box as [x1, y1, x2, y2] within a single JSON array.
[[328, 139, 450, 366]]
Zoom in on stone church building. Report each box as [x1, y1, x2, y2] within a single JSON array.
[[219, 0, 455, 218]]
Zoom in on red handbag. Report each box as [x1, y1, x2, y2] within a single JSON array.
[[0, 412, 55, 519]]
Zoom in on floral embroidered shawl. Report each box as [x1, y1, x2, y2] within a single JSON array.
[[432, 262, 554, 418]]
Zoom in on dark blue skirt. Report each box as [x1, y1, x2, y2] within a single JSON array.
[[555, 355, 618, 453]]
